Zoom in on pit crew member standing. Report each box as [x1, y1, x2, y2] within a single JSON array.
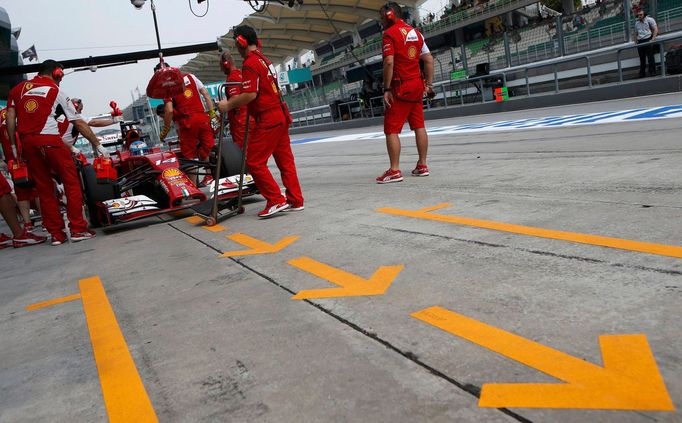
[[219, 50, 254, 150], [158, 64, 218, 184], [218, 25, 304, 218], [6, 60, 106, 245], [59, 98, 117, 160], [376, 2, 434, 184]]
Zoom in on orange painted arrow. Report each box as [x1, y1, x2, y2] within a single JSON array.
[[220, 234, 299, 257], [289, 257, 403, 299], [412, 306, 674, 411]]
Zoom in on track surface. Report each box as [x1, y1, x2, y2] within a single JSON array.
[[1, 94, 680, 422]]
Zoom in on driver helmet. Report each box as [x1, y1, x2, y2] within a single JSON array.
[[130, 140, 150, 156]]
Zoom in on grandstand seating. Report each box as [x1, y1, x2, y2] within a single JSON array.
[[290, 0, 682, 113]]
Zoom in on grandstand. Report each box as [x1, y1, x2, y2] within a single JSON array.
[[181, 0, 682, 124]]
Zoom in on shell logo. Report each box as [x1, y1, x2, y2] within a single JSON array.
[[184, 89, 193, 98], [407, 46, 418, 59], [25, 100, 38, 113], [162, 168, 183, 178]]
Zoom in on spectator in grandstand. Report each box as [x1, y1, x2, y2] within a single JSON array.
[[218, 25, 304, 218], [634, 9, 658, 77], [376, 2, 434, 184], [158, 63, 218, 185], [0, 107, 39, 232], [0, 171, 46, 248], [6, 60, 104, 245], [219, 51, 254, 151]]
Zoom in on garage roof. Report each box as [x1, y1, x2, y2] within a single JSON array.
[[181, 0, 422, 83]]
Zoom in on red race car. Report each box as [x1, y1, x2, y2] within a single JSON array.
[[79, 120, 256, 227]]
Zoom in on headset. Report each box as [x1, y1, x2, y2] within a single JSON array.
[[382, 2, 397, 25], [235, 34, 248, 48], [221, 55, 232, 74], [53, 67, 64, 80]]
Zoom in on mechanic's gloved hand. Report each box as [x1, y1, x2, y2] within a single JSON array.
[[208, 109, 220, 125], [70, 145, 81, 156], [160, 126, 170, 141], [96, 144, 110, 159]]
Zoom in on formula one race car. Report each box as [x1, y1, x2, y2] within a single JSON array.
[[79, 120, 256, 227]]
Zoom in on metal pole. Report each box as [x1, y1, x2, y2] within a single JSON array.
[[624, 0, 632, 43], [503, 31, 512, 68], [556, 15, 565, 56], [150, 0, 163, 62], [460, 44, 469, 75]]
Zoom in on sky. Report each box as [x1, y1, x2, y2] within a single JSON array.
[[4, 0, 444, 116]]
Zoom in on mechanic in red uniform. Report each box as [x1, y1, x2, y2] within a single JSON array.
[[218, 25, 304, 218], [158, 64, 218, 185], [219, 50, 254, 150], [376, 2, 434, 184], [6, 60, 106, 245], [0, 107, 40, 230]]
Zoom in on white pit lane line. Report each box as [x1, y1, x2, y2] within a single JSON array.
[[290, 104, 682, 145]]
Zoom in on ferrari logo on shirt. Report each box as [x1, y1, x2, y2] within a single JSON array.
[[400, 28, 408, 37], [271, 81, 278, 94], [25, 99, 38, 113], [184, 89, 193, 98], [408, 46, 418, 59], [25, 83, 33, 90]]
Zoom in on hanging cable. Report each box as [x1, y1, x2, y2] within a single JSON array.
[[188, 0, 209, 17]]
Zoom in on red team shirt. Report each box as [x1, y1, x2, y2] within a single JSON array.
[[241, 50, 282, 117], [381, 19, 430, 133], [382, 19, 429, 83], [165, 73, 207, 119], [7, 75, 81, 147], [226, 69, 249, 127]]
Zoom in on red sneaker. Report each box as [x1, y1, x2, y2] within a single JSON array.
[[71, 230, 96, 242], [284, 203, 304, 212], [258, 202, 290, 218], [0, 233, 12, 249], [376, 169, 403, 184], [411, 164, 430, 177], [12, 230, 47, 248], [51, 232, 68, 246]]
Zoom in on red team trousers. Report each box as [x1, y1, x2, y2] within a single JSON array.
[[176, 113, 215, 159], [247, 108, 303, 207], [23, 135, 88, 236]]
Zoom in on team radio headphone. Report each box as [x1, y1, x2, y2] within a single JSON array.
[[53, 67, 64, 80], [234, 33, 262, 49], [235, 34, 248, 48], [382, 3, 397, 24]]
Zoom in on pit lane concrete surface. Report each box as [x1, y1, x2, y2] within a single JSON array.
[[1, 93, 681, 423]]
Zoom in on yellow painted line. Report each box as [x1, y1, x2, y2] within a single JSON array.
[[25, 293, 81, 311], [202, 224, 227, 232], [413, 306, 674, 410], [184, 216, 204, 224], [79, 276, 158, 422], [289, 256, 403, 299], [221, 234, 299, 257], [377, 204, 682, 258]]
